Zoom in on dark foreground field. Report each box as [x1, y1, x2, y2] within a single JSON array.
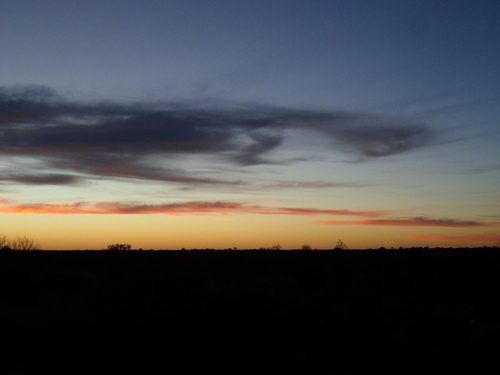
[[1, 248, 499, 373]]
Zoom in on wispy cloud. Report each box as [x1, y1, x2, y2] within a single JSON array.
[[0, 199, 384, 217], [0, 85, 437, 186], [0, 201, 245, 215], [315, 216, 499, 228], [466, 164, 500, 174], [261, 181, 373, 189], [0, 173, 82, 185], [254, 207, 385, 218]]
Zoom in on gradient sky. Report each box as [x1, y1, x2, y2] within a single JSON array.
[[0, 0, 498, 250]]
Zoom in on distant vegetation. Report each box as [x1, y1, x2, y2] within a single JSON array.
[[102, 240, 350, 251], [0, 234, 41, 250], [334, 239, 348, 250], [105, 243, 132, 251]]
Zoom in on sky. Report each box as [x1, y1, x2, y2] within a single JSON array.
[[0, 0, 498, 250]]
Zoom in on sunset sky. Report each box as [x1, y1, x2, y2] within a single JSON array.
[[1, 0, 498, 250]]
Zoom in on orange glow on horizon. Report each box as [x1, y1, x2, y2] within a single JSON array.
[[406, 231, 500, 244], [2, 201, 498, 250]]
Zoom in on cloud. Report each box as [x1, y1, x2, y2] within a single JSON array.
[[93, 201, 245, 215], [0, 85, 61, 124], [481, 214, 500, 220], [0, 199, 383, 217], [0, 201, 244, 215], [467, 164, 500, 174], [261, 181, 373, 189], [0, 85, 437, 186], [233, 130, 283, 165], [315, 216, 499, 228], [47, 153, 242, 186], [254, 207, 385, 218], [0, 173, 82, 185], [332, 124, 432, 158]]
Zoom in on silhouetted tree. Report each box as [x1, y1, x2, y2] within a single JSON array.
[[0, 235, 10, 250], [106, 243, 132, 251], [334, 239, 348, 250], [269, 244, 282, 250], [301, 244, 312, 250], [10, 235, 41, 250]]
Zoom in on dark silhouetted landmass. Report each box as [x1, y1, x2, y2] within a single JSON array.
[[0, 248, 499, 373]]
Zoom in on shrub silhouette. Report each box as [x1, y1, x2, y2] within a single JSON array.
[[0, 235, 40, 250], [0, 235, 9, 250], [106, 243, 132, 251], [301, 244, 312, 250], [14, 235, 41, 250], [334, 239, 348, 250]]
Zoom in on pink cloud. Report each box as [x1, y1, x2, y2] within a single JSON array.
[[0, 202, 98, 214], [315, 216, 499, 228], [0, 200, 384, 217], [0, 201, 244, 215]]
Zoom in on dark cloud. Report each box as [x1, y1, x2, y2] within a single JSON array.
[[332, 124, 432, 158], [46, 153, 242, 186], [261, 181, 372, 189], [0, 173, 81, 185], [0, 85, 437, 185], [233, 130, 284, 165], [0, 85, 60, 124]]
